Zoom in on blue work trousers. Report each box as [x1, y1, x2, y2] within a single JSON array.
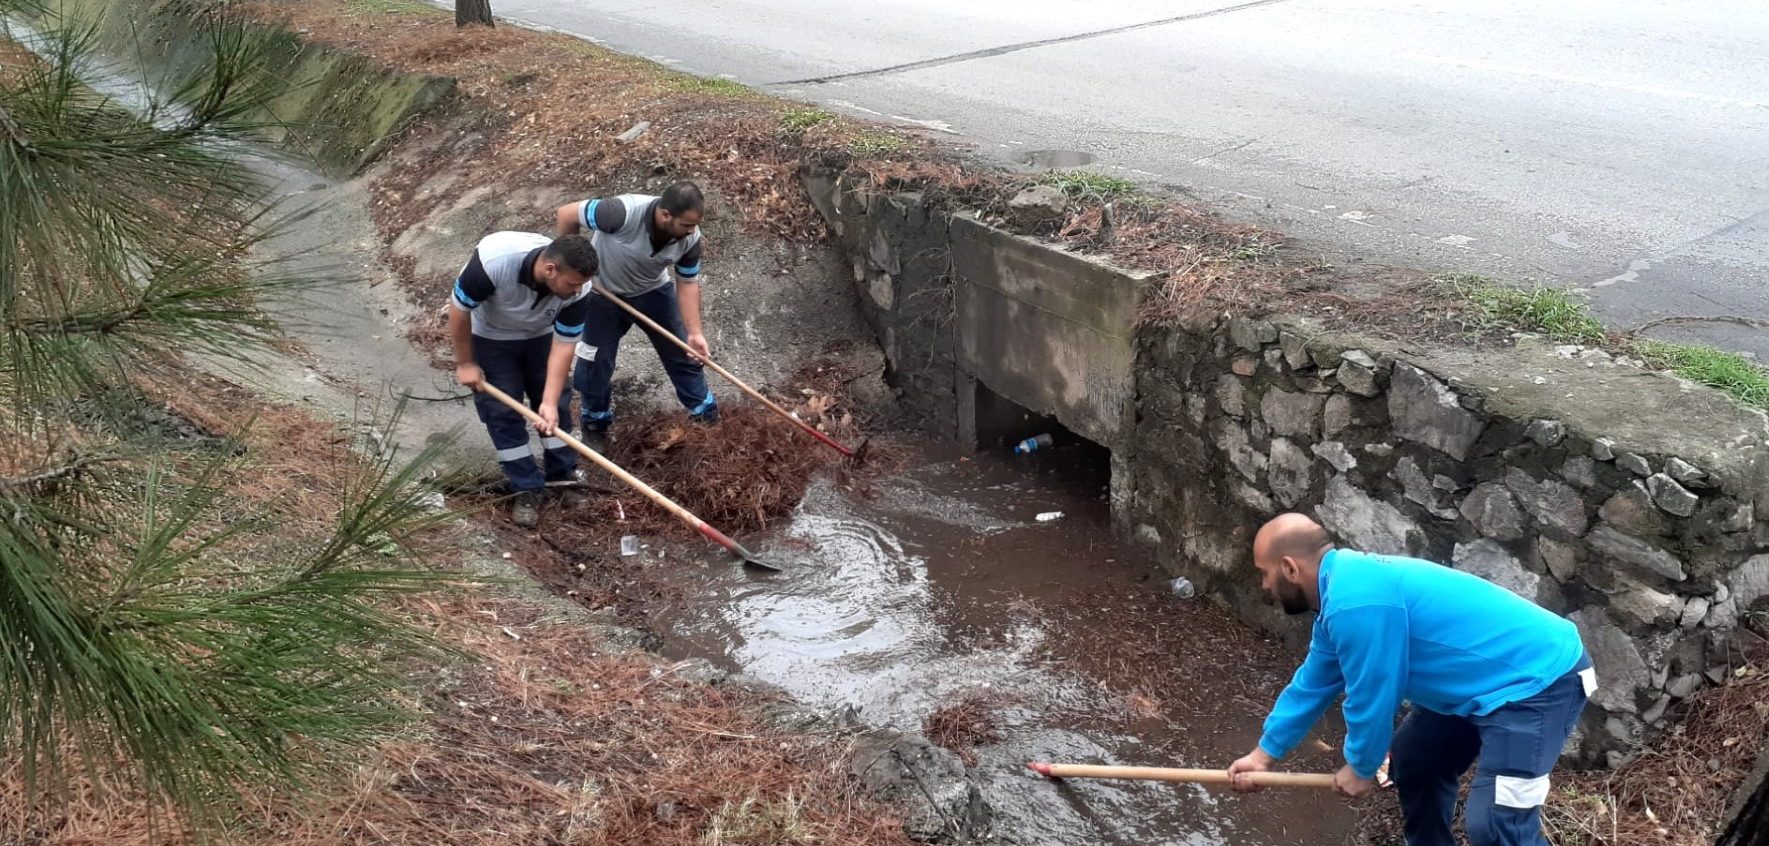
[[1390, 655, 1592, 846], [470, 334, 575, 492], [574, 284, 716, 433]]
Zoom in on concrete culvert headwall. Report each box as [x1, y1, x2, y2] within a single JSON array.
[[804, 170, 1145, 499], [808, 167, 1769, 772]]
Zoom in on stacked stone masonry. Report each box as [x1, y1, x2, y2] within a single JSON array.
[[1131, 315, 1769, 767]]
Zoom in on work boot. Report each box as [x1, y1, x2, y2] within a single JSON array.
[[556, 485, 592, 510], [581, 428, 609, 454], [510, 490, 542, 528], [690, 406, 720, 426]]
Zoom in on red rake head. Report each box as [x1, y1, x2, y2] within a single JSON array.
[[1027, 762, 1054, 777]]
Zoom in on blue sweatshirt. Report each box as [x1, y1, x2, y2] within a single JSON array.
[[1258, 549, 1585, 779]]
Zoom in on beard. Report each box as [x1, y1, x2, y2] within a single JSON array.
[[1275, 580, 1311, 616]]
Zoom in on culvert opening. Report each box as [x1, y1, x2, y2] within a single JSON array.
[[972, 380, 1112, 499]]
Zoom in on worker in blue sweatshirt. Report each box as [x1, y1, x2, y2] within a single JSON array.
[[1227, 513, 1595, 846]]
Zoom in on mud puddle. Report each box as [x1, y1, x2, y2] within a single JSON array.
[[644, 443, 1357, 845]]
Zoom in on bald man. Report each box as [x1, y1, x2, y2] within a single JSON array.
[[1226, 513, 1594, 846]]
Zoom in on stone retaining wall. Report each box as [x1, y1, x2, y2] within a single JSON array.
[[1129, 314, 1769, 765]]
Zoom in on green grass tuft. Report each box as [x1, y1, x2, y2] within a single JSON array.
[[1229, 240, 1279, 262], [343, 0, 438, 14], [1036, 170, 1137, 200], [1445, 275, 1608, 345], [848, 132, 908, 157], [1631, 340, 1769, 410], [669, 75, 753, 96], [777, 107, 835, 133]]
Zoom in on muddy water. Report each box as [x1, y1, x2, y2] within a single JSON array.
[[647, 444, 1358, 845]]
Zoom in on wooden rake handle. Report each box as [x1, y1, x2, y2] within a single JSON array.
[[1028, 762, 1336, 789], [590, 285, 855, 457], [475, 382, 745, 554]]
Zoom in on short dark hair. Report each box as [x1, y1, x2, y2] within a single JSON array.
[[659, 181, 705, 217], [544, 234, 599, 277]]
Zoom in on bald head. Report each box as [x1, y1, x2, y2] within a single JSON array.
[[1252, 513, 1334, 615], [1254, 513, 1333, 564]]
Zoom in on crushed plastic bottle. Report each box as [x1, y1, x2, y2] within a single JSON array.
[[1014, 433, 1055, 455], [1169, 577, 1196, 599]]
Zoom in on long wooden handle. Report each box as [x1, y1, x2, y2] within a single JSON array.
[[478, 382, 703, 531], [592, 285, 855, 457], [1029, 763, 1336, 789]]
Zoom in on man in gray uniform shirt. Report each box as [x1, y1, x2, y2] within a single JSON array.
[[554, 181, 714, 452], [450, 231, 599, 527]]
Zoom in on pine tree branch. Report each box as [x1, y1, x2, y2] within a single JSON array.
[[0, 102, 30, 150], [0, 454, 112, 490], [10, 297, 155, 336]]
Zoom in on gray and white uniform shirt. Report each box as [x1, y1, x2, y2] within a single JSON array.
[[450, 231, 592, 343], [576, 194, 703, 297]]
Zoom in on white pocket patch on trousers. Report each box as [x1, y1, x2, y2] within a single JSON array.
[[1579, 667, 1598, 697], [575, 341, 597, 362], [1494, 774, 1551, 809]]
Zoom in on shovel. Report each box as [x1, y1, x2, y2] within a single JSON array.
[[478, 382, 781, 572], [1027, 762, 1336, 789], [592, 285, 869, 463]]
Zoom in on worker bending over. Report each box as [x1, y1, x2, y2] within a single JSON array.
[[449, 232, 598, 527], [1228, 513, 1594, 846], [554, 181, 714, 453]]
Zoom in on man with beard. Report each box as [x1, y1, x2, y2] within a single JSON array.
[[1226, 513, 1593, 846]]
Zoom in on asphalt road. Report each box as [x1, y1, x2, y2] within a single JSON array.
[[476, 0, 1769, 357]]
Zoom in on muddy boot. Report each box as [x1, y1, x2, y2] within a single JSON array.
[[581, 428, 609, 454], [510, 490, 542, 528], [556, 486, 593, 510], [689, 406, 719, 427]]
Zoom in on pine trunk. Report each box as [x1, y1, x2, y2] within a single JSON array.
[[456, 0, 494, 26]]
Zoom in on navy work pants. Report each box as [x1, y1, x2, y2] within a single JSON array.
[[1389, 656, 1593, 846], [574, 284, 716, 433], [470, 334, 575, 492]]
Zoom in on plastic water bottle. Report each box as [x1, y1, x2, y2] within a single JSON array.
[[1170, 577, 1196, 599], [1014, 433, 1054, 455]]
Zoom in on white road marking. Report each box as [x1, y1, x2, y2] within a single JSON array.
[[1593, 257, 1653, 287], [826, 99, 884, 117], [890, 115, 958, 134]]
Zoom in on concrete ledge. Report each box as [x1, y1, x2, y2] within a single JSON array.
[[949, 215, 1148, 447]]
